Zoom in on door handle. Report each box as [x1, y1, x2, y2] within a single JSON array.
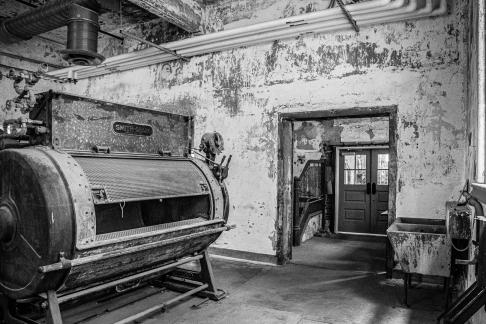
[[372, 183, 377, 194], [366, 183, 371, 195]]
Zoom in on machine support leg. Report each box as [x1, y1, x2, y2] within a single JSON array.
[[442, 282, 480, 318], [446, 288, 486, 324], [113, 284, 209, 324], [46, 290, 62, 324], [444, 277, 450, 310], [0, 294, 39, 324], [385, 240, 394, 279], [403, 273, 409, 308], [199, 250, 226, 300], [163, 250, 226, 301], [438, 282, 486, 323], [200, 250, 218, 294]]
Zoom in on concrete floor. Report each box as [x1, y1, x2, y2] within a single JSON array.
[[63, 237, 446, 324]]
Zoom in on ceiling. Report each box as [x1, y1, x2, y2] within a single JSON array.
[[0, 0, 164, 45]]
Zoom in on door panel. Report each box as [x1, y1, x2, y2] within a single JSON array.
[[338, 150, 370, 233], [345, 191, 367, 202], [371, 149, 389, 234], [338, 148, 389, 234]]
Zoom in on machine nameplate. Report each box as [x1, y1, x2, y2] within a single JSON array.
[[113, 122, 153, 136]]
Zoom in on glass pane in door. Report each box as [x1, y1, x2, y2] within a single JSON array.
[[344, 154, 355, 170], [377, 154, 389, 169], [344, 170, 355, 185], [377, 153, 389, 185], [377, 170, 388, 185]]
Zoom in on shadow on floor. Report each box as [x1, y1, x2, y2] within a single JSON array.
[[291, 236, 387, 272], [62, 236, 447, 324], [287, 236, 446, 324]]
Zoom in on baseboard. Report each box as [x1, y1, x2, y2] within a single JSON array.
[[334, 232, 387, 242], [208, 247, 278, 265]]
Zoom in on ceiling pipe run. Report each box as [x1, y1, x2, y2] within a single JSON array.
[[77, 0, 437, 76], [49, 0, 447, 79], [66, 0, 445, 79], [0, 0, 105, 66]]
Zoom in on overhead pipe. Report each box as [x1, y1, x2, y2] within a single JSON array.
[[50, 0, 404, 75], [171, 0, 399, 50], [74, 0, 428, 75], [0, 0, 105, 66], [477, 0, 486, 182], [75, 0, 444, 79], [77, 17, 440, 77], [47, 0, 404, 76], [73, 0, 443, 79], [178, 0, 428, 57], [95, 0, 436, 73], [181, 0, 440, 56], [51, 0, 447, 79]]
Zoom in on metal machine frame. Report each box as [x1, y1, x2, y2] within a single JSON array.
[[0, 92, 233, 324], [1, 250, 228, 324]]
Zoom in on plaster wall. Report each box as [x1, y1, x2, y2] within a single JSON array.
[[0, 37, 64, 124], [293, 117, 389, 176], [62, 0, 469, 256]]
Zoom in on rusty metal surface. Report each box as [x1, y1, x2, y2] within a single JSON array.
[[73, 155, 209, 204], [32, 92, 191, 155], [191, 157, 225, 222], [387, 219, 451, 277], [42, 148, 97, 247], [0, 147, 76, 299], [0, 92, 230, 302], [62, 222, 224, 291], [446, 201, 472, 240]]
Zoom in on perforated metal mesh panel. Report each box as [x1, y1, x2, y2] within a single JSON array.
[[74, 157, 209, 204], [95, 218, 207, 241]]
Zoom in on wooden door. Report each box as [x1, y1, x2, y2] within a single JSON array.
[[338, 148, 389, 234], [338, 150, 371, 233], [370, 149, 390, 234]]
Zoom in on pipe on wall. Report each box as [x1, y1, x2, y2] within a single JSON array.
[[477, 0, 486, 183], [72, 0, 445, 79], [49, 0, 447, 79], [0, 0, 104, 66]]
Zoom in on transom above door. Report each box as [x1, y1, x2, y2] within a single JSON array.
[[337, 147, 389, 235]]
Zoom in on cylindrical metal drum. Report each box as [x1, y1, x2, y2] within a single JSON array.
[[0, 147, 228, 300]]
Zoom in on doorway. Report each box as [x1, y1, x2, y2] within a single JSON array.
[[337, 147, 389, 236], [277, 106, 398, 265]]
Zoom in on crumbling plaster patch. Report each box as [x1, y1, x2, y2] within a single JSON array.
[[64, 0, 469, 256]]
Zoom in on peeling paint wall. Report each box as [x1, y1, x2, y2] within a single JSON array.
[[64, 1, 470, 256], [0, 1, 69, 115], [0, 37, 64, 124], [203, 0, 370, 32], [293, 117, 389, 176]]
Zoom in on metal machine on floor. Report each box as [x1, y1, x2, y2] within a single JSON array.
[[439, 190, 486, 324], [0, 91, 232, 324]]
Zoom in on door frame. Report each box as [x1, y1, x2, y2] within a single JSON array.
[[277, 105, 398, 265], [335, 145, 389, 237]]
